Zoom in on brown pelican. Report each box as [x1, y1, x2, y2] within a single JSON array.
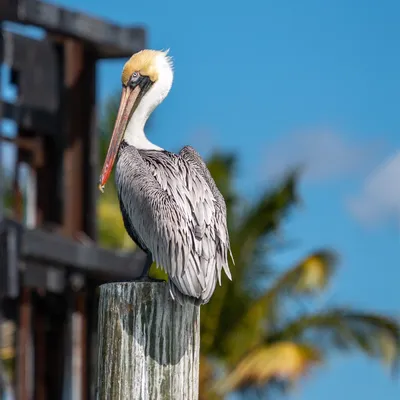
[[98, 49, 233, 305]]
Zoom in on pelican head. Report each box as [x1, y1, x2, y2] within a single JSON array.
[[98, 49, 173, 192]]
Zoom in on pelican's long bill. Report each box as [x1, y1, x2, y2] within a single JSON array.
[[98, 85, 141, 192]]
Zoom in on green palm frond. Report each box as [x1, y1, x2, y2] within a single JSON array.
[[202, 169, 304, 361], [269, 309, 400, 368], [236, 169, 299, 244], [199, 355, 223, 400], [220, 250, 337, 365], [206, 152, 238, 221], [200, 152, 239, 353], [217, 310, 400, 395], [278, 250, 338, 295], [232, 169, 300, 283], [97, 90, 400, 400], [216, 342, 321, 394]]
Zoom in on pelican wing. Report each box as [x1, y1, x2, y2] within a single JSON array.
[[179, 146, 234, 264], [116, 145, 232, 305]]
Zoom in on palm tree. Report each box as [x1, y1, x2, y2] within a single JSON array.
[[199, 154, 400, 399], [97, 93, 400, 399]]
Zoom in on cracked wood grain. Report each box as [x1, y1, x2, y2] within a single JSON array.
[[96, 282, 200, 400]]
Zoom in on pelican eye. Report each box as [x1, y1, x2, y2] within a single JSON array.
[[129, 72, 140, 87]]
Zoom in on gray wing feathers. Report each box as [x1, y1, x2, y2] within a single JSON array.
[[180, 146, 234, 275], [116, 146, 232, 305]]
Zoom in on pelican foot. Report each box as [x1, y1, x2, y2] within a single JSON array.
[[135, 276, 165, 283]]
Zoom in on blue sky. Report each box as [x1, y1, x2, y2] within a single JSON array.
[[2, 0, 400, 398]]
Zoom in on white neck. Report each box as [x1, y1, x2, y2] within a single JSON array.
[[124, 53, 173, 150]]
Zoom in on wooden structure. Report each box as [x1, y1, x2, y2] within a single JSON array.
[[0, 1, 147, 399], [97, 283, 200, 400]]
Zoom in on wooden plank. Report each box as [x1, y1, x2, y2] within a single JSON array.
[[71, 300, 83, 400], [73, 293, 87, 400], [61, 289, 87, 400], [0, 0, 145, 58], [62, 38, 84, 237], [1, 218, 146, 287], [61, 39, 97, 239], [1, 101, 58, 135], [16, 288, 32, 400], [33, 294, 46, 400], [12, 221, 146, 278], [96, 282, 200, 400], [0, 221, 19, 299], [46, 297, 65, 400], [82, 49, 98, 241], [86, 282, 99, 400], [24, 263, 65, 294], [2, 31, 59, 113]]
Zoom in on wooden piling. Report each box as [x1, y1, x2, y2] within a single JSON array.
[[96, 282, 200, 400]]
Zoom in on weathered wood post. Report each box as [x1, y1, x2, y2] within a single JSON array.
[[96, 282, 200, 399]]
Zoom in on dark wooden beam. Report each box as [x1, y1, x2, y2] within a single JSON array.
[[0, 220, 19, 299], [2, 31, 59, 113], [16, 288, 32, 400], [0, 219, 145, 280], [33, 293, 47, 400], [0, 134, 45, 167], [0, 3, 148, 398], [21, 226, 145, 279], [1, 101, 58, 135], [62, 39, 85, 237], [24, 263, 65, 294], [0, 0, 145, 59]]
